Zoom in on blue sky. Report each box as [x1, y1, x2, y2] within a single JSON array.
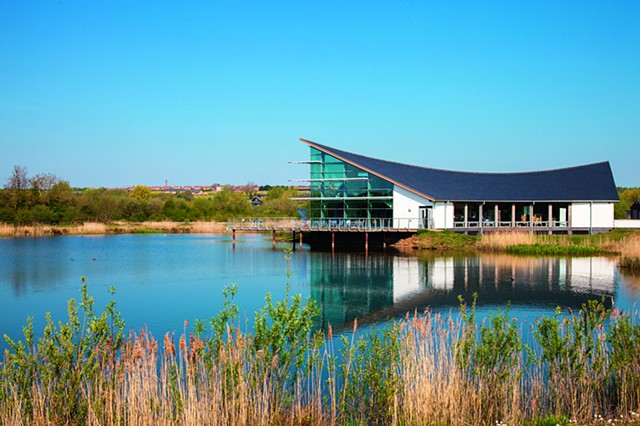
[[1, 1, 638, 188]]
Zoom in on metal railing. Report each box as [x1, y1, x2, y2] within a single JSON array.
[[226, 217, 422, 231], [453, 220, 569, 229]]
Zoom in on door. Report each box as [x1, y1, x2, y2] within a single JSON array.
[[419, 206, 433, 229]]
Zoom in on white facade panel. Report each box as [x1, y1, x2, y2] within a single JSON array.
[[392, 186, 431, 229], [615, 219, 640, 229], [592, 203, 614, 228], [433, 202, 455, 229], [571, 202, 614, 228]]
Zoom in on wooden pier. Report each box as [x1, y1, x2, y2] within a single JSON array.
[[226, 217, 418, 251]]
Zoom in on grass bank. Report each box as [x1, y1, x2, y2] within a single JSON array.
[[401, 229, 640, 271], [2, 272, 640, 425], [0, 221, 226, 237]]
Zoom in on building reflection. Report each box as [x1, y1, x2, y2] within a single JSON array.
[[310, 252, 617, 330]]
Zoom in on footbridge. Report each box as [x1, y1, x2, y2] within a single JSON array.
[[226, 217, 419, 251]]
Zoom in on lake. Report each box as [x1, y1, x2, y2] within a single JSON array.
[[1, 233, 639, 353]]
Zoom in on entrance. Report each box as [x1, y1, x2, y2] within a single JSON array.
[[419, 206, 433, 229]]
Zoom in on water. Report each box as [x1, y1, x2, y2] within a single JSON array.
[[1, 234, 639, 352]]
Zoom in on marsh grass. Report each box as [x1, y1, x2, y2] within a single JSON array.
[[3, 276, 640, 425], [618, 234, 640, 271], [0, 221, 225, 237]]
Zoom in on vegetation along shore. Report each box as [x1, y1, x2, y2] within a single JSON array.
[[2, 272, 640, 425], [399, 229, 640, 271]]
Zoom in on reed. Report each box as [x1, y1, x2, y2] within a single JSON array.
[[3, 280, 640, 425], [479, 231, 537, 248], [0, 221, 226, 237], [618, 234, 640, 270]]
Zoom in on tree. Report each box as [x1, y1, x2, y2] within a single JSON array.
[[4, 165, 30, 209], [30, 173, 62, 205], [130, 185, 152, 201]]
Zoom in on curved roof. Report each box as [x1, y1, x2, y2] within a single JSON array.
[[301, 139, 619, 202]]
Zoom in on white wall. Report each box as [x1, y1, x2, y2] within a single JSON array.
[[571, 202, 614, 228], [433, 202, 455, 229], [392, 186, 431, 229], [615, 219, 640, 229]]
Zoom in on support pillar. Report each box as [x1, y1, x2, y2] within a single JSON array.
[[548, 203, 553, 234], [568, 204, 573, 234], [464, 203, 468, 228], [511, 204, 516, 228], [299, 230, 303, 247], [479, 204, 483, 235], [292, 231, 296, 251], [495, 204, 499, 227], [232, 229, 236, 249], [272, 229, 276, 250], [530, 204, 534, 234]]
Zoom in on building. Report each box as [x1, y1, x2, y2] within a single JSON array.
[[629, 200, 640, 220], [297, 139, 619, 234]]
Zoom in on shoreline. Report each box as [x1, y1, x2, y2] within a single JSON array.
[[3, 222, 639, 271], [0, 221, 227, 238]]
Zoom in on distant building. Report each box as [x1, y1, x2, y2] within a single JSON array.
[[251, 195, 264, 207], [629, 200, 640, 220]]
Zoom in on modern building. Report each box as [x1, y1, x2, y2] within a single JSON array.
[[297, 138, 619, 234]]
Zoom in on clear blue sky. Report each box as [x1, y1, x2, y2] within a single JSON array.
[[1, 1, 638, 188]]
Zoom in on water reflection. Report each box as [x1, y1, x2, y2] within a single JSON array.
[[311, 252, 618, 330]]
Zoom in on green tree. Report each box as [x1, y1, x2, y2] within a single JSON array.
[[4, 165, 30, 210], [130, 185, 152, 201]]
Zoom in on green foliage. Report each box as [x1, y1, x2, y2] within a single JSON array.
[[505, 243, 604, 256], [252, 251, 320, 405], [130, 185, 152, 201], [2, 277, 125, 424], [339, 323, 403, 425], [532, 415, 571, 426], [616, 187, 640, 219], [414, 230, 479, 249]]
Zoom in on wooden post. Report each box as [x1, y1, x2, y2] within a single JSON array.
[[511, 204, 516, 228], [272, 229, 276, 249], [292, 231, 296, 251], [232, 229, 236, 248], [495, 204, 499, 227], [299, 230, 303, 246]]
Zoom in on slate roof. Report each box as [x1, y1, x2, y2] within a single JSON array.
[[301, 139, 619, 202]]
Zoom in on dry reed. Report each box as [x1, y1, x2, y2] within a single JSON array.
[[479, 231, 537, 248], [0, 221, 226, 238]]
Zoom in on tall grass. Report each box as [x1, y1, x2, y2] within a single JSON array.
[[618, 234, 640, 270], [3, 277, 640, 424], [0, 221, 225, 237]]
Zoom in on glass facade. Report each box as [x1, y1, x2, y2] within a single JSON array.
[[309, 147, 393, 220]]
